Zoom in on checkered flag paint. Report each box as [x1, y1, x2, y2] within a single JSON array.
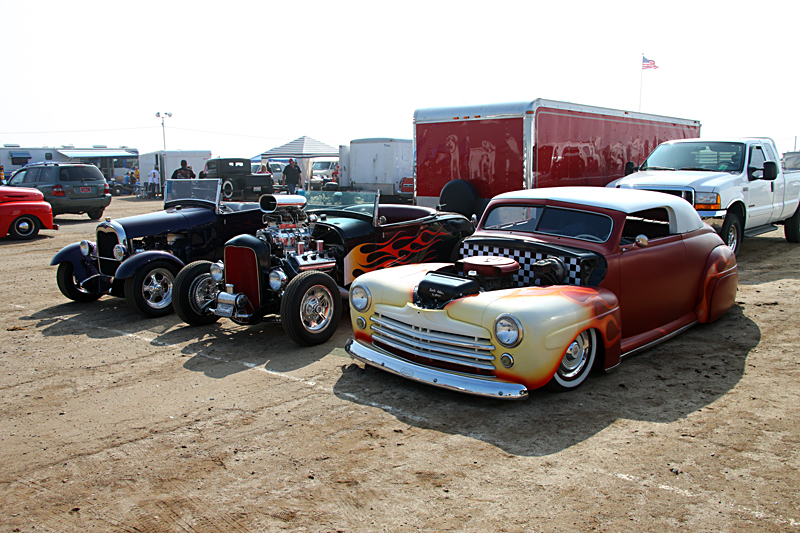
[[460, 242, 582, 286]]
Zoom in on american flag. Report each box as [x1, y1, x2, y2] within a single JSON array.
[[642, 56, 659, 70]]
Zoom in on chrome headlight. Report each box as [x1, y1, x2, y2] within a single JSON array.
[[350, 284, 371, 312], [112, 244, 127, 261], [268, 269, 287, 291], [209, 262, 224, 282], [494, 314, 523, 348], [79, 240, 91, 256]]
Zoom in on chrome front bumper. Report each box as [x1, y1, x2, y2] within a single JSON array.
[[698, 210, 727, 232], [345, 338, 528, 400]]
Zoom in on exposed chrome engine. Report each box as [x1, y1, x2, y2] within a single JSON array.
[[256, 194, 336, 272]]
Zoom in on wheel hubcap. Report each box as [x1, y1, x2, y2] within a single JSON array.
[[560, 331, 591, 379], [142, 268, 174, 309], [727, 227, 737, 251], [17, 220, 32, 234], [300, 284, 333, 332], [223, 183, 233, 199], [190, 274, 217, 313]]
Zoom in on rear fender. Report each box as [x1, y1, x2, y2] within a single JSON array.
[[696, 245, 738, 323], [50, 242, 98, 282], [114, 251, 184, 280]]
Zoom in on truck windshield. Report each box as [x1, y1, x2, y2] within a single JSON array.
[[482, 205, 613, 243], [642, 142, 745, 173]]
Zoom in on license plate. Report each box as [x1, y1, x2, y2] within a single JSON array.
[[215, 303, 234, 317], [80, 187, 91, 193], [253, 186, 261, 192]]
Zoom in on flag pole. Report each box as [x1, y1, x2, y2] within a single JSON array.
[[639, 53, 644, 112]]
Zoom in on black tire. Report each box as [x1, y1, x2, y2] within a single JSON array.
[[9, 215, 39, 239], [439, 179, 477, 217], [113, 186, 122, 196], [449, 237, 466, 263], [56, 262, 102, 303], [222, 179, 235, 200], [173, 261, 222, 326], [124, 260, 179, 318], [280, 271, 342, 346], [547, 329, 596, 391], [88, 208, 104, 220], [785, 206, 800, 243], [720, 212, 743, 256]]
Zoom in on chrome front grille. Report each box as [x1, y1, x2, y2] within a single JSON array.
[[369, 313, 497, 374], [647, 188, 695, 206], [96, 228, 120, 276]]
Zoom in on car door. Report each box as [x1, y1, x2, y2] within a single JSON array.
[[617, 210, 701, 343], [744, 143, 775, 228]]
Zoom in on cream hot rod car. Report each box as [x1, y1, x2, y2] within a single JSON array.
[[345, 187, 739, 400]]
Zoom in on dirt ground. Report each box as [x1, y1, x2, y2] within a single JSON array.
[[0, 195, 798, 532]]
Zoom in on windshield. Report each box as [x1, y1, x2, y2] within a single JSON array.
[[642, 142, 745, 172], [483, 205, 613, 243], [305, 190, 378, 218], [164, 178, 220, 205], [312, 162, 334, 170]]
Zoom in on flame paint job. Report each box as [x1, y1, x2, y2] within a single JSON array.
[[344, 226, 453, 285]]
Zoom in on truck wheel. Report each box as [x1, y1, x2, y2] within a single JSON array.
[[56, 262, 101, 303], [173, 261, 221, 326], [720, 213, 742, 255], [9, 215, 39, 239], [113, 186, 122, 196], [547, 329, 596, 391], [222, 180, 235, 200], [125, 260, 179, 318], [439, 179, 477, 217], [784, 206, 800, 243], [280, 271, 341, 346], [88, 208, 104, 220]]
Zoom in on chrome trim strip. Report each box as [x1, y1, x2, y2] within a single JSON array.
[[370, 315, 495, 352], [371, 332, 497, 370], [346, 338, 528, 400], [620, 320, 697, 359]]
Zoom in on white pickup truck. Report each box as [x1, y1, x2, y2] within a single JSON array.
[[608, 137, 800, 254]]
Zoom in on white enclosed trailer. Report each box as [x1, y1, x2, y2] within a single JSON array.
[[338, 138, 412, 201]]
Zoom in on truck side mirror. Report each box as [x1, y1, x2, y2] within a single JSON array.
[[763, 161, 778, 181], [624, 161, 636, 176]]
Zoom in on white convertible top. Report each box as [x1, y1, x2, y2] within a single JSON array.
[[492, 187, 705, 234]]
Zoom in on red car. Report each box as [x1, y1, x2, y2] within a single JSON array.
[[346, 187, 738, 399], [0, 186, 58, 240]]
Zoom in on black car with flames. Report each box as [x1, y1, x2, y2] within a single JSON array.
[[173, 190, 474, 346], [50, 179, 267, 317]]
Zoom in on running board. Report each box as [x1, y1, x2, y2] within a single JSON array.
[[744, 224, 778, 238]]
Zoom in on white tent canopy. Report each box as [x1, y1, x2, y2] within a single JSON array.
[[260, 136, 339, 186]]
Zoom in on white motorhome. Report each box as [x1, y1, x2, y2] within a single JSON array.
[[0, 144, 139, 182]]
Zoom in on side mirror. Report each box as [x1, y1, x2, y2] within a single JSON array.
[[635, 234, 649, 248], [470, 214, 478, 227], [763, 161, 778, 181], [624, 161, 636, 176], [377, 215, 387, 226]]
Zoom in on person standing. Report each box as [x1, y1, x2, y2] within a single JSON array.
[[170, 159, 196, 180], [284, 158, 301, 194], [148, 165, 160, 199]]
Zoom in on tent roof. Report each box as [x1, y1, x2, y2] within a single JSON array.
[[260, 136, 338, 159]]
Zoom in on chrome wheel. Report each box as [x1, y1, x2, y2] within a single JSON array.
[[142, 267, 175, 309], [549, 329, 597, 391], [299, 284, 334, 332], [188, 273, 217, 314]]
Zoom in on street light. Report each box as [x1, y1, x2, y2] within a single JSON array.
[[155, 112, 172, 150]]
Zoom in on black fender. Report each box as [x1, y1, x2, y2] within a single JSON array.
[[50, 242, 98, 282], [114, 251, 185, 280]]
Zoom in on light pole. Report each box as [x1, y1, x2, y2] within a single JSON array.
[[155, 112, 172, 150]]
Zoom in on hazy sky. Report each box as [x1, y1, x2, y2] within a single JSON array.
[[3, 0, 799, 158]]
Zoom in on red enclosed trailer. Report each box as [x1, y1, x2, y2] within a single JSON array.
[[413, 99, 700, 216]]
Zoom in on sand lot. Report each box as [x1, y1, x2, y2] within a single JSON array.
[[0, 195, 798, 532]]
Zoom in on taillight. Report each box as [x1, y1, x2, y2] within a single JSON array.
[[104, 183, 110, 195], [52, 185, 65, 197]]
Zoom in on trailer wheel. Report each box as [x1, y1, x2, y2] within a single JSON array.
[[439, 179, 477, 217]]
